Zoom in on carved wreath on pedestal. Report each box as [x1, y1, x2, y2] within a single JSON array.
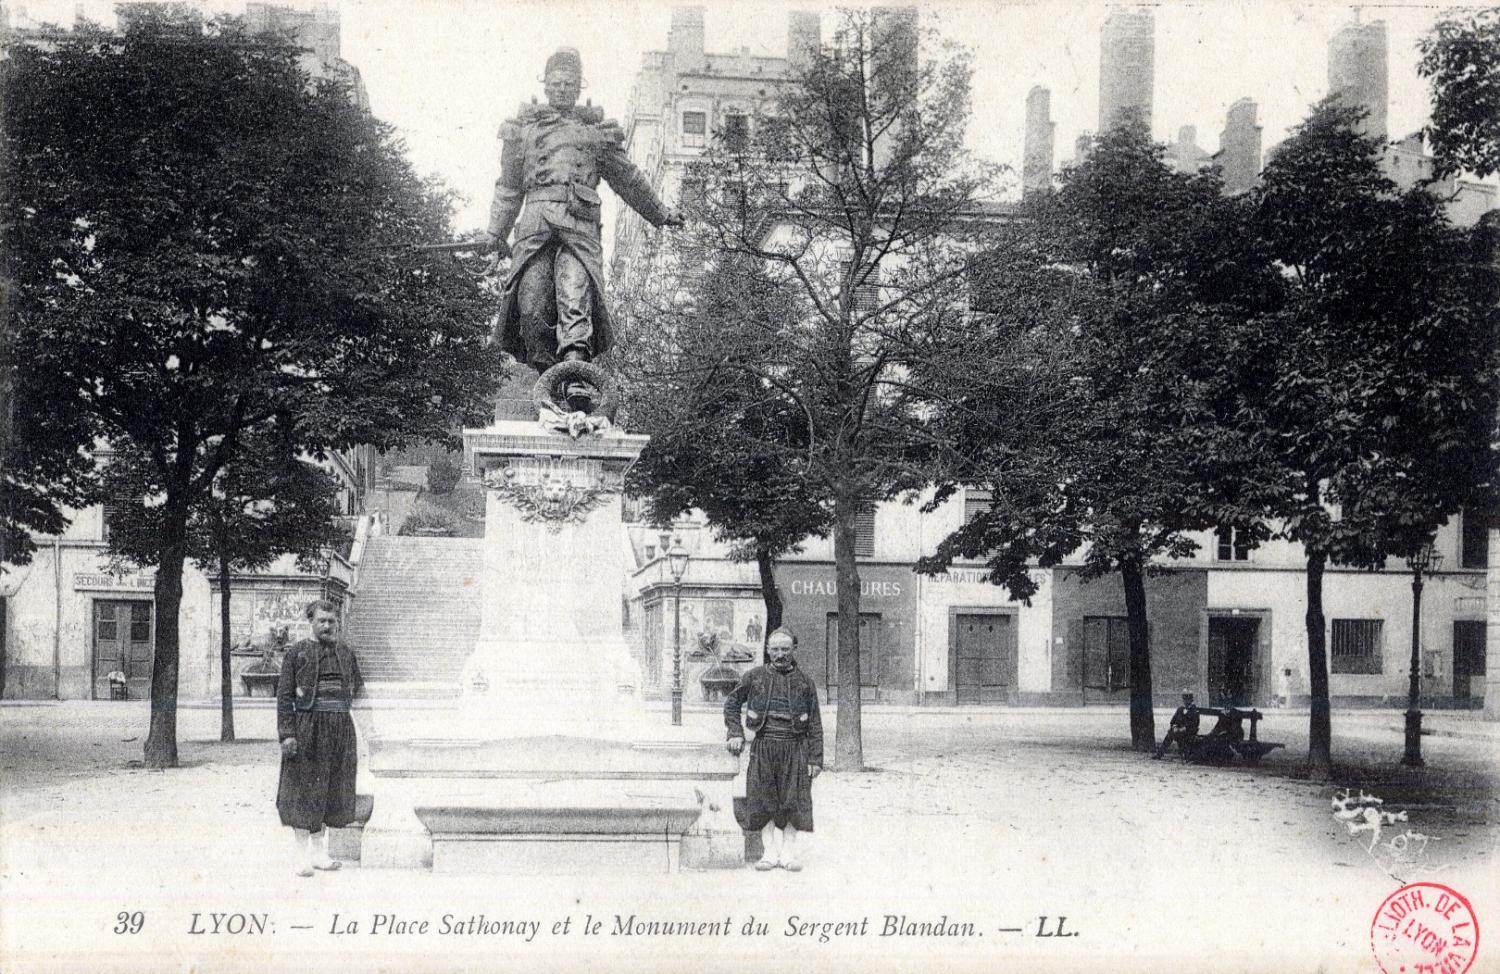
[[482, 468, 614, 533]]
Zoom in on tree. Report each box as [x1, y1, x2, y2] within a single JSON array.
[[426, 454, 462, 495], [918, 118, 1277, 749], [4, 14, 502, 767], [101, 432, 342, 741], [622, 259, 830, 653], [1419, 7, 1500, 178], [620, 9, 997, 770], [1242, 99, 1499, 776]]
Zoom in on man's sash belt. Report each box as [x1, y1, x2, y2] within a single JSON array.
[[524, 184, 578, 204]]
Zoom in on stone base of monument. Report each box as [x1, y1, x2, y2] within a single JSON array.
[[327, 793, 374, 862], [416, 780, 704, 874], [359, 731, 741, 872], [355, 415, 744, 873]]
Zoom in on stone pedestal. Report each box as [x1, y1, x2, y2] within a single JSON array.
[[459, 420, 646, 726], [358, 419, 742, 872]]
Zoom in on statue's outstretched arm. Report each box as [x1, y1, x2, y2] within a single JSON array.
[[598, 122, 680, 227]]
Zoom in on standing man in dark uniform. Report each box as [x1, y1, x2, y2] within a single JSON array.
[[724, 628, 823, 872], [276, 600, 366, 877], [484, 47, 681, 393]]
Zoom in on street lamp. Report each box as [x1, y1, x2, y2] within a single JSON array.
[[1402, 541, 1443, 768], [667, 537, 690, 726]]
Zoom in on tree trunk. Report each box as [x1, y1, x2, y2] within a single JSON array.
[[755, 545, 783, 664], [1120, 556, 1156, 751], [832, 491, 864, 772], [219, 553, 235, 743], [143, 490, 189, 769], [1305, 549, 1332, 779]]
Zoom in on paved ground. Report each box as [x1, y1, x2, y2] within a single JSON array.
[[2, 701, 1495, 974]]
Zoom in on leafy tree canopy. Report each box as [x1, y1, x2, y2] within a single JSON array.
[[1, 11, 502, 766], [1419, 7, 1500, 178]]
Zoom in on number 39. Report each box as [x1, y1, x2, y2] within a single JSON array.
[[114, 911, 144, 935]]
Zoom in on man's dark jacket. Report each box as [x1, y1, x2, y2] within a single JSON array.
[[276, 638, 365, 742], [723, 664, 824, 768]]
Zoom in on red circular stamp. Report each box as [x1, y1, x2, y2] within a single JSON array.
[[1371, 882, 1481, 974]]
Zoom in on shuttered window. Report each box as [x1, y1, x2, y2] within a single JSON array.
[[854, 506, 876, 558], [1461, 508, 1488, 569]]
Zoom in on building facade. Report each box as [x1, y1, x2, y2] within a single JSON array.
[[611, 5, 1493, 713], [628, 498, 1489, 711]]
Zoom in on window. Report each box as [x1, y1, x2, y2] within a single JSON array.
[[681, 110, 707, 148], [854, 506, 876, 558], [721, 112, 749, 150], [1331, 619, 1383, 674], [1460, 508, 1488, 569], [1082, 616, 1132, 691], [1216, 525, 1251, 562], [679, 173, 707, 210], [102, 496, 133, 542], [964, 489, 993, 525], [841, 261, 882, 317]]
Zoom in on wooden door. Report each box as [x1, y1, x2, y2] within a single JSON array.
[[1208, 617, 1259, 706], [1453, 621, 1486, 705], [825, 613, 880, 699], [93, 600, 153, 700], [953, 613, 1015, 704]]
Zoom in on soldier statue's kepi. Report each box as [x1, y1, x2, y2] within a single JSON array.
[[485, 46, 681, 412]]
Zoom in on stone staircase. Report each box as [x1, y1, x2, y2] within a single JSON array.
[[345, 536, 485, 697]]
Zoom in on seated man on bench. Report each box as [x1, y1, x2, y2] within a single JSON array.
[[1152, 690, 1201, 759], [1185, 705, 1245, 764]]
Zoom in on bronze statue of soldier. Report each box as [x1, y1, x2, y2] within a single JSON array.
[[484, 47, 681, 413]]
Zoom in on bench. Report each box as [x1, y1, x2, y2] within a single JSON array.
[[1184, 706, 1285, 765]]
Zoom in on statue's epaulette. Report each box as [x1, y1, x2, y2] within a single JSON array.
[[501, 101, 548, 137], [596, 117, 624, 144]]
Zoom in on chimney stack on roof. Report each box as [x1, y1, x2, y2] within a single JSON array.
[[1023, 85, 1055, 198], [1328, 19, 1388, 141]]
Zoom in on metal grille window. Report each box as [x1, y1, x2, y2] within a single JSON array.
[[1215, 525, 1251, 561], [681, 110, 707, 149], [964, 488, 993, 524], [1330, 619, 1383, 674], [854, 506, 876, 558]]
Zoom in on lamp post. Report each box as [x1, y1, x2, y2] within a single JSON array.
[[1402, 542, 1442, 768], [667, 537, 690, 726]]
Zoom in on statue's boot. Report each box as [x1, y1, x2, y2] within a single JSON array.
[[561, 347, 599, 412]]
